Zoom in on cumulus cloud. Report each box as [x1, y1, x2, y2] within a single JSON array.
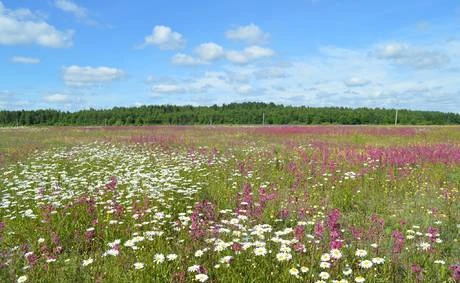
[[225, 23, 269, 45], [0, 90, 31, 109], [151, 84, 185, 94], [374, 43, 410, 58], [11, 56, 40, 64], [373, 43, 449, 69], [171, 53, 205, 65], [254, 67, 287, 79], [221, 40, 458, 111], [149, 72, 231, 96], [43, 93, 72, 103], [344, 76, 370, 87], [226, 45, 274, 64], [187, 72, 229, 93], [172, 42, 225, 66], [54, 0, 86, 18], [149, 38, 460, 111], [195, 42, 225, 61], [54, 0, 97, 25], [224, 70, 251, 83], [147, 37, 460, 112], [0, 1, 74, 47], [235, 84, 253, 94], [142, 25, 185, 50], [62, 65, 125, 86], [170, 40, 274, 67]]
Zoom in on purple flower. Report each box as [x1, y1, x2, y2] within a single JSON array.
[[294, 225, 304, 241], [449, 265, 460, 281], [392, 230, 405, 254], [315, 221, 324, 238]]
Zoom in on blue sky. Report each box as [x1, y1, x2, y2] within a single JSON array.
[[1, 0, 459, 112]]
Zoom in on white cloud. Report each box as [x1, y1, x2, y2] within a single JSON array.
[[344, 76, 370, 87], [235, 84, 253, 94], [54, 0, 86, 18], [149, 72, 232, 97], [11, 56, 40, 64], [254, 67, 287, 79], [142, 25, 185, 50], [225, 23, 269, 45], [189, 40, 458, 111], [375, 43, 407, 58], [267, 43, 458, 111], [172, 42, 225, 66], [373, 43, 449, 69], [224, 70, 251, 83], [62, 65, 125, 86], [226, 45, 274, 64], [43, 93, 72, 103], [0, 1, 74, 47], [151, 84, 185, 94], [195, 42, 225, 61], [186, 72, 229, 93], [150, 38, 460, 112], [171, 53, 205, 65], [0, 90, 32, 110], [54, 0, 97, 25]]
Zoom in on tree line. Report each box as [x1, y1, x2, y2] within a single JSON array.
[[0, 102, 459, 126]]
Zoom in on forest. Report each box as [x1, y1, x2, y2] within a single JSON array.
[[0, 102, 459, 126]]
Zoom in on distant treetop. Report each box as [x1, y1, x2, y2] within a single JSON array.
[[0, 102, 458, 126]]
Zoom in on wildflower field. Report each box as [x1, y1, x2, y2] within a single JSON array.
[[0, 126, 459, 283]]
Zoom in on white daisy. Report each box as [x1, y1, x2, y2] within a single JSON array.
[[289, 267, 300, 277], [82, 258, 93, 266], [359, 260, 373, 269], [166, 254, 178, 261], [330, 249, 342, 259], [195, 273, 209, 282], [133, 262, 144, 269], [355, 249, 367, 257], [153, 253, 165, 264], [254, 247, 267, 256], [319, 272, 330, 280], [321, 253, 331, 261]]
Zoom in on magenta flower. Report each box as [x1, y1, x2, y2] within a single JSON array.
[[294, 225, 304, 241], [392, 230, 405, 254], [449, 265, 460, 281], [315, 221, 324, 238]]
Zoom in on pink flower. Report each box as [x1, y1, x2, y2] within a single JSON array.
[[279, 208, 289, 219], [411, 264, 423, 282], [294, 225, 304, 241], [427, 227, 439, 242], [392, 230, 405, 254], [449, 265, 460, 281], [190, 200, 215, 240], [315, 221, 324, 238], [231, 242, 242, 252]]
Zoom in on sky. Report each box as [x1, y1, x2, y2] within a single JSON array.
[[0, 0, 459, 112]]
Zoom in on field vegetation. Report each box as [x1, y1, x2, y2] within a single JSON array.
[[0, 126, 459, 282]]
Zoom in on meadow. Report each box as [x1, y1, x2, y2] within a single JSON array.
[[0, 126, 459, 282]]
